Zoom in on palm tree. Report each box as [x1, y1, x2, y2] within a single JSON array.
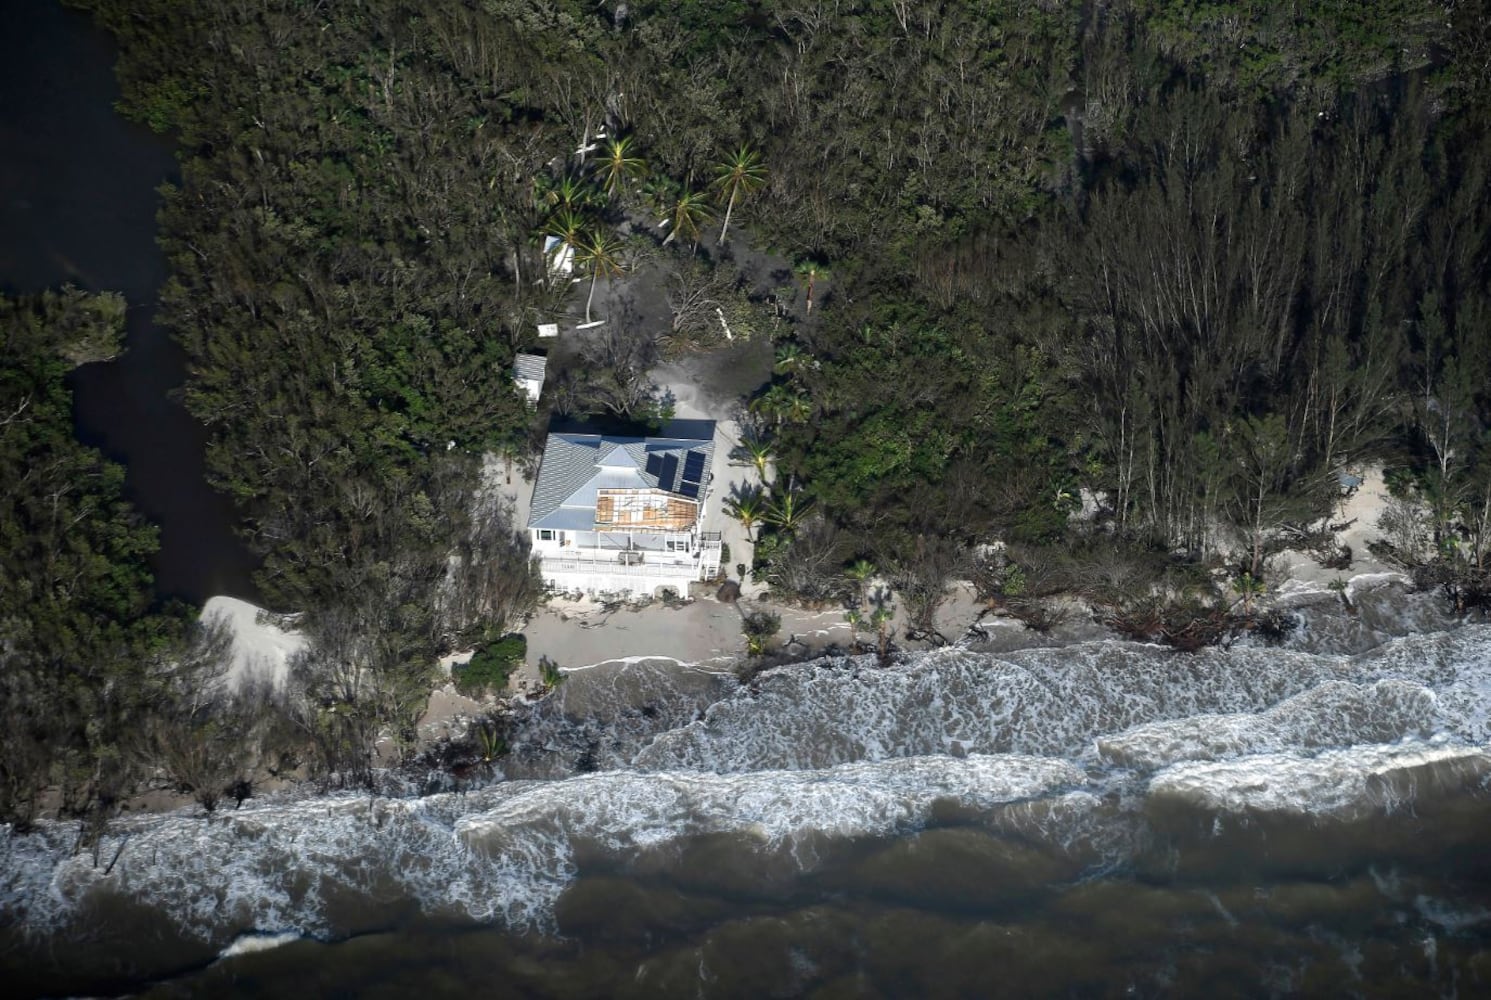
[[750, 384, 792, 426], [764, 490, 813, 533], [793, 259, 829, 314], [736, 433, 774, 481], [1233, 571, 1266, 619], [475, 722, 506, 766], [782, 391, 813, 424], [724, 487, 766, 540], [538, 172, 595, 213], [641, 174, 675, 215], [597, 136, 645, 199], [711, 145, 767, 245], [753, 385, 812, 425], [664, 188, 713, 253], [543, 207, 589, 282], [871, 604, 894, 661], [773, 342, 810, 377], [844, 558, 876, 609], [572, 229, 625, 325], [544, 207, 589, 253], [741, 609, 780, 656]]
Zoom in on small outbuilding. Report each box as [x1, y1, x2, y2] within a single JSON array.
[[513, 353, 548, 406]]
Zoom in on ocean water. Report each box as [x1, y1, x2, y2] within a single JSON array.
[[4, 589, 1491, 997]]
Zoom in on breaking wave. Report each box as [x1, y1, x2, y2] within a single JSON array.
[[4, 612, 1491, 952], [1147, 744, 1491, 818]]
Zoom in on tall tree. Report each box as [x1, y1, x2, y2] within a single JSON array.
[[711, 145, 767, 245], [724, 487, 767, 540], [573, 229, 626, 325], [793, 259, 829, 314], [664, 188, 714, 253], [764, 490, 814, 533], [597, 135, 645, 199]]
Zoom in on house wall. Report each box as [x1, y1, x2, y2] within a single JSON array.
[[529, 530, 566, 554], [530, 527, 705, 596], [539, 563, 701, 597], [531, 528, 694, 555], [530, 530, 703, 596]]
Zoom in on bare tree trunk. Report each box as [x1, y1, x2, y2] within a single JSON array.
[[719, 188, 739, 245]]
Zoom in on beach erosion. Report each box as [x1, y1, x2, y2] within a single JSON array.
[[209, 463, 1416, 722]]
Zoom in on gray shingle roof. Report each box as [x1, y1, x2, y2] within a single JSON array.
[[528, 425, 716, 530]]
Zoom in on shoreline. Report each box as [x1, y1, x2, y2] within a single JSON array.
[[7, 569, 1470, 918], [96, 467, 1454, 819]]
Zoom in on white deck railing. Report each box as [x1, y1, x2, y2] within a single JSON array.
[[542, 556, 699, 579]]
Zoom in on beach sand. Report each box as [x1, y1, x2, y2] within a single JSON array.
[[1269, 465, 1410, 602], [201, 595, 306, 690], [521, 594, 854, 674]]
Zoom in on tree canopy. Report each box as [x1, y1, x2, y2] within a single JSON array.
[[57, 0, 1491, 688]]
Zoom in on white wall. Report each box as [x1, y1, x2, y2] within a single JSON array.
[[542, 565, 700, 597]]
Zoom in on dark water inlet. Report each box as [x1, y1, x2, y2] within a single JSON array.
[[0, 1, 258, 604]]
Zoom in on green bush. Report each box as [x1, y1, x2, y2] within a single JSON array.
[[455, 636, 526, 697], [538, 656, 565, 690], [741, 610, 781, 655]]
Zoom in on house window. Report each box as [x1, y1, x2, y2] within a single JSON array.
[[537, 529, 557, 541], [667, 538, 690, 552]]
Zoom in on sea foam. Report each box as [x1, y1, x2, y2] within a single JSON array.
[[1146, 744, 1491, 818], [5, 620, 1491, 947]]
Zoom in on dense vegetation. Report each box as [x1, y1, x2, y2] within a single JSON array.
[[19, 0, 1487, 822], [0, 290, 180, 828], [83, 0, 1491, 572]]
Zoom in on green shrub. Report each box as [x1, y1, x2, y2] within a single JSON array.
[[741, 610, 781, 655], [538, 656, 565, 689], [455, 635, 526, 696]]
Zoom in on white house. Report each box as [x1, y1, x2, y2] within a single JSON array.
[[527, 423, 723, 596], [513, 353, 547, 406]]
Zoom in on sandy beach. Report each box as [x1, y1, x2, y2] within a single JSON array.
[[520, 593, 854, 672], [1268, 465, 1411, 601], [201, 595, 306, 690]]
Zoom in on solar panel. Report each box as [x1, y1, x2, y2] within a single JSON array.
[[682, 450, 706, 484], [645, 452, 662, 477], [658, 454, 679, 491], [678, 479, 701, 499]]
